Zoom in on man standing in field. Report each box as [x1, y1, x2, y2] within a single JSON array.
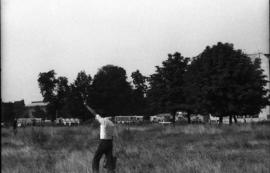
[[82, 98, 116, 173]]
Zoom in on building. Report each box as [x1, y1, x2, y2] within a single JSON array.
[[115, 115, 144, 124], [150, 113, 172, 122], [25, 101, 48, 118], [248, 53, 270, 121], [1, 100, 25, 122]]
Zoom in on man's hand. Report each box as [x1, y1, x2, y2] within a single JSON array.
[[83, 99, 87, 106], [80, 92, 87, 105]]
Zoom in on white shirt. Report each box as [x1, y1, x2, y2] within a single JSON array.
[[95, 114, 114, 140]]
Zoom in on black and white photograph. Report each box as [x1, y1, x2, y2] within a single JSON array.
[[1, 0, 270, 173]]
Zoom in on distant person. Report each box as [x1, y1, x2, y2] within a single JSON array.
[[82, 96, 116, 173], [13, 118, 18, 136]]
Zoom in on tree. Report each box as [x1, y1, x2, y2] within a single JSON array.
[[183, 42, 269, 124], [38, 70, 58, 102], [38, 70, 58, 120], [55, 76, 70, 118], [131, 70, 148, 94], [147, 52, 190, 122], [66, 71, 93, 121], [74, 71, 93, 94], [131, 70, 148, 114], [38, 70, 70, 121], [91, 65, 133, 116], [236, 58, 269, 119]]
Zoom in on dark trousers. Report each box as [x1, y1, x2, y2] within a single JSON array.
[[92, 139, 114, 173]]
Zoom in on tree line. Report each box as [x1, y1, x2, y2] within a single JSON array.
[[2, 42, 269, 125], [37, 42, 269, 124]]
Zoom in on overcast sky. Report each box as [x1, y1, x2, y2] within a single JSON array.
[[1, 0, 269, 104]]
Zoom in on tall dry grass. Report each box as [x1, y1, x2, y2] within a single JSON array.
[[1, 124, 270, 173]]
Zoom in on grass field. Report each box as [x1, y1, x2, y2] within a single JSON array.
[[1, 123, 270, 173]]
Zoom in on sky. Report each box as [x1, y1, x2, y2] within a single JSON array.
[[1, 0, 269, 104]]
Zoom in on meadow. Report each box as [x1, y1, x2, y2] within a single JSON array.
[[1, 123, 270, 173]]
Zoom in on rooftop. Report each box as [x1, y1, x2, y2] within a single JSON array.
[[26, 101, 48, 107]]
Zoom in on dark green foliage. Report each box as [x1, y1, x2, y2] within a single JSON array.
[[54, 76, 70, 119], [38, 70, 58, 103], [183, 42, 269, 123], [74, 71, 92, 92], [91, 65, 133, 116], [38, 71, 72, 120], [38, 70, 59, 120], [37, 66, 136, 121], [62, 71, 93, 120], [131, 70, 148, 114], [147, 52, 190, 120], [36, 43, 269, 123], [131, 70, 148, 94]]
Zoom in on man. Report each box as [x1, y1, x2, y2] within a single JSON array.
[[82, 99, 116, 173]]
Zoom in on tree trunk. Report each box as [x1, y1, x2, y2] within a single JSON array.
[[187, 112, 191, 124], [171, 110, 176, 127], [233, 115, 238, 124], [172, 112, 176, 124], [219, 116, 223, 125], [229, 115, 233, 125]]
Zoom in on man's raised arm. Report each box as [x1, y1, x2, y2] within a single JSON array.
[[80, 92, 97, 116], [83, 102, 103, 124], [80, 92, 103, 123]]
